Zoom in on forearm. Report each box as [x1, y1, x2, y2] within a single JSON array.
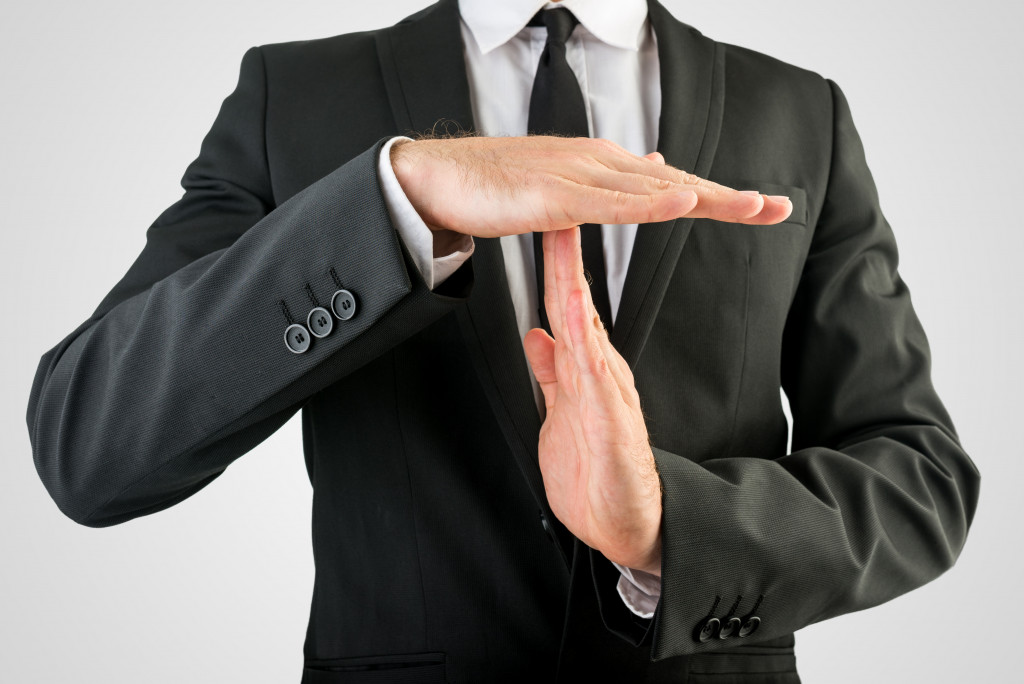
[[27, 142, 471, 527], [587, 78, 979, 658]]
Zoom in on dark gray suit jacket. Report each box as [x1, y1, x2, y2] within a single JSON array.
[[26, 0, 980, 681]]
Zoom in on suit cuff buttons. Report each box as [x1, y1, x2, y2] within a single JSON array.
[[693, 595, 762, 643], [307, 307, 334, 338], [331, 289, 356, 320], [284, 323, 312, 354], [283, 285, 357, 355]]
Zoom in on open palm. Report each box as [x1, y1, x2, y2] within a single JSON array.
[[523, 228, 663, 574]]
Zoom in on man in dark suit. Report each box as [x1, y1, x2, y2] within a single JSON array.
[[26, 0, 980, 681]]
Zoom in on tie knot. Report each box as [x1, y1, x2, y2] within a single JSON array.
[[530, 8, 579, 46]]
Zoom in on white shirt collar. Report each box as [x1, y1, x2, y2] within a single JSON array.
[[458, 0, 649, 54]]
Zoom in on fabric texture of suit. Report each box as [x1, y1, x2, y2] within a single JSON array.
[[26, 0, 980, 681]]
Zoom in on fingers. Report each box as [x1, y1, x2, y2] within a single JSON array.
[[578, 139, 793, 226], [542, 230, 566, 343], [574, 166, 700, 202], [553, 228, 641, 410], [565, 287, 621, 413], [728, 194, 793, 224], [523, 328, 558, 410], [551, 228, 580, 354], [558, 186, 699, 227], [555, 238, 620, 413]]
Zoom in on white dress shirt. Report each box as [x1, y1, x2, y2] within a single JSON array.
[[375, 0, 662, 618]]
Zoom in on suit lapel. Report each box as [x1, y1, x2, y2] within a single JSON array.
[[375, 0, 574, 566], [610, 0, 726, 366], [374, 0, 726, 569], [374, 0, 475, 135], [453, 239, 576, 566]]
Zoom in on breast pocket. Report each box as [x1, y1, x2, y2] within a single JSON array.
[[700, 180, 809, 313], [746, 181, 808, 228], [636, 182, 809, 463]]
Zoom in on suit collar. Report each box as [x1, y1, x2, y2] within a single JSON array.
[[375, 0, 475, 136], [375, 0, 726, 569], [459, 0, 649, 54]]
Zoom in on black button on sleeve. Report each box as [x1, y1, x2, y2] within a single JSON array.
[[738, 615, 761, 638], [694, 617, 720, 643], [307, 307, 334, 338], [284, 323, 311, 354], [718, 616, 741, 639], [331, 289, 357, 320]]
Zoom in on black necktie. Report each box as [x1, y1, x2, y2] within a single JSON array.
[[527, 9, 614, 336]]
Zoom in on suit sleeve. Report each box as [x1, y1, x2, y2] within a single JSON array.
[[26, 46, 473, 528], [593, 79, 981, 659]]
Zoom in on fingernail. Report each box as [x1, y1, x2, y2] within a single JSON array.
[[739, 190, 761, 196], [678, 190, 697, 201], [768, 195, 790, 204]]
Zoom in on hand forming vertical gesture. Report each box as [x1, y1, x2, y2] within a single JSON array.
[[523, 227, 663, 575]]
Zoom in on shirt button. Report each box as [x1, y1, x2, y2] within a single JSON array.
[[307, 306, 334, 338], [331, 289, 357, 320], [284, 323, 311, 354]]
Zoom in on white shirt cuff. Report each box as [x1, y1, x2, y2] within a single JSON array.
[[376, 136, 474, 290], [611, 562, 662, 619]]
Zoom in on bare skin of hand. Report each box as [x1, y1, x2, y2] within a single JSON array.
[[523, 227, 663, 575], [391, 134, 794, 574], [390, 135, 793, 248]]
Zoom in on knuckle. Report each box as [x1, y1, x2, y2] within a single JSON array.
[[648, 176, 674, 192], [625, 385, 642, 408], [538, 171, 565, 189], [593, 354, 613, 379], [608, 191, 634, 223], [642, 191, 659, 213], [612, 190, 633, 207]]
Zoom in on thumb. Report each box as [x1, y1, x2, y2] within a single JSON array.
[[643, 151, 665, 164], [523, 328, 558, 408]]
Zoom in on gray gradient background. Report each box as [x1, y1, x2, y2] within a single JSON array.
[[1, 0, 1020, 681]]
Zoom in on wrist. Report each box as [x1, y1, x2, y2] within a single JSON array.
[[390, 139, 433, 224], [389, 137, 418, 189], [638, 529, 662, 577], [392, 139, 455, 240], [390, 140, 469, 257], [636, 444, 663, 576], [630, 498, 663, 577]]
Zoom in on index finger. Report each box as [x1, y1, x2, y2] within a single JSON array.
[[542, 229, 567, 344]]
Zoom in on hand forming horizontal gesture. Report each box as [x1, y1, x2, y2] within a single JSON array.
[[391, 135, 792, 242]]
